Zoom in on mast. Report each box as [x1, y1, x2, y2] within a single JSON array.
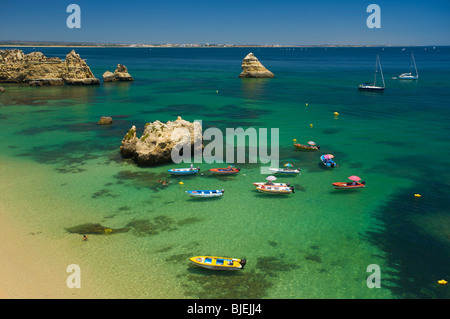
[[378, 54, 385, 88], [412, 52, 418, 76], [374, 54, 378, 85]]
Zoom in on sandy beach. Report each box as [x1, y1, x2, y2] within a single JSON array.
[[0, 205, 84, 299], [0, 158, 97, 299], [0, 157, 186, 299]]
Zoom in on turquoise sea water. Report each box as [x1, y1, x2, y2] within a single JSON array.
[[0, 46, 449, 299]]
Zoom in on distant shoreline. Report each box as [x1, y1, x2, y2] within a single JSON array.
[[0, 44, 446, 49]]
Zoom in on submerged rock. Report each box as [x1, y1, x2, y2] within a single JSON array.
[[0, 49, 100, 85], [65, 223, 129, 235], [239, 52, 274, 78], [98, 116, 113, 125], [0, 86, 5, 92], [103, 64, 133, 82], [120, 116, 202, 166]]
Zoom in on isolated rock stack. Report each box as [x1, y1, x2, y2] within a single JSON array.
[[0, 49, 100, 85], [103, 64, 134, 82], [120, 116, 202, 166], [239, 52, 274, 78]]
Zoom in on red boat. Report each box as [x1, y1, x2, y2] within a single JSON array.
[[209, 166, 241, 175], [294, 143, 320, 151], [332, 181, 366, 189]]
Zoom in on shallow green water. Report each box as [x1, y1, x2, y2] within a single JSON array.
[[0, 46, 449, 298]]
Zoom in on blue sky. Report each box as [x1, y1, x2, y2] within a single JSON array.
[[0, 0, 449, 45]]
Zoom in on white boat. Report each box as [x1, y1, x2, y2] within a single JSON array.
[[186, 189, 224, 198], [256, 185, 295, 194], [252, 182, 290, 187], [399, 52, 418, 80], [268, 168, 300, 174], [359, 54, 385, 91]]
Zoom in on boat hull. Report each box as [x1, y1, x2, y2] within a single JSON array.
[[269, 168, 300, 174], [256, 185, 294, 194], [209, 168, 240, 175], [332, 182, 365, 189], [294, 144, 319, 151], [320, 155, 338, 168], [186, 190, 224, 198], [168, 168, 200, 175], [398, 74, 418, 80], [358, 85, 385, 91], [252, 182, 289, 187], [189, 256, 245, 270]]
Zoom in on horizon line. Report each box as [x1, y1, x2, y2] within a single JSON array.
[[0, 40, 448, 48]]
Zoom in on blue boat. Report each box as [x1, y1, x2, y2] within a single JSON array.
[[320, 155, 338, 168], [168, 167, 200, 175], [186, 189, 224, 198]]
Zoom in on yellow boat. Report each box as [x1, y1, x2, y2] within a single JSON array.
[[189, 256, 247, 270]]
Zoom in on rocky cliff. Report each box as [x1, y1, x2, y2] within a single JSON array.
[[239, 52, 274, 78], [120, 116, 202, 166], [103, 64, 134, 82], [0, 49, 100, 85]]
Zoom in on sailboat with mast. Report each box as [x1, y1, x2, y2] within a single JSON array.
[[398, 52, 419, 80], [359, 54, 385, 92]]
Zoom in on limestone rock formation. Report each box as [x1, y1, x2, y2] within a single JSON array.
[[239, 52, 274, 78], [103, 64, 133, 82], [120, 117, 202, 166], [102, 71, 116, 82], [0, 49, 100, 85]]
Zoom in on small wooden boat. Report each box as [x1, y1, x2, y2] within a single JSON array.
[[252, 182, 290, 187], [189, 256, 247, 270], [168, 167, 200, 175], [332, 181, 366, 189], [186, 189, 224, 198], [294, 143, 320, 151], [320, 155, 338, 168], [269, 168, 301, 174], [209, 166, 241, 175], [256, 185, 294, 194]]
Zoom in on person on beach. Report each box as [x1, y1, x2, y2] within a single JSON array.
[[83, 234, 88, 241]]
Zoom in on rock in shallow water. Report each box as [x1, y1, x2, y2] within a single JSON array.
[[239, 52, 274, 78], [103, 64, 134, 82], [0, 49, 100, 85], [98, 116, 113, 125], [120, 116, 202, 166]]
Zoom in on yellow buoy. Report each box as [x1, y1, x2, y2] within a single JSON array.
[[216, 90, 219, 93], [438, 279, 447, 285], [306, 103, 308, 106], [310, 124, 313, 128], [414, 194, 421, 198], [293, 139, 297, 142], [334, 112, 339, 116], [179, 182, 184, 185]]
